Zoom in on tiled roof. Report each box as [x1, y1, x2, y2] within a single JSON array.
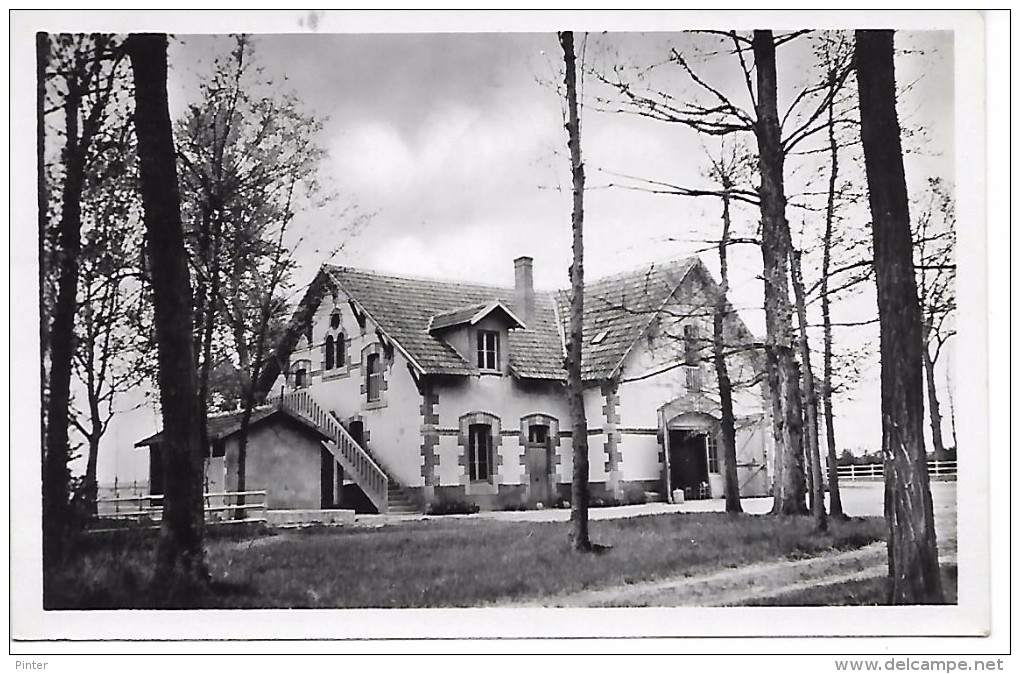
[[135, 405, 297, 447], [326, 266, 565, 379], [323, 257, 708, 382], [429, 301, 525, 332], [555, 257, 700, 379]]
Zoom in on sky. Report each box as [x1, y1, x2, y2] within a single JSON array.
[[30, 17, 961, 484]]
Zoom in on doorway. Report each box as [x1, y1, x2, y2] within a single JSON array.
[[348, 420, 365, 447], [668, 430, 710, 499], [525, 424, 552, 505], [320, 446, 341, 509]]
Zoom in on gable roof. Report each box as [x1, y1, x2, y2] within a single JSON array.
[[134, 405, 325, 447], [429, 300, 526, 332], [261, 256, 759, 385], [325, 266, 564, 379], [555, 257, 701, 380]]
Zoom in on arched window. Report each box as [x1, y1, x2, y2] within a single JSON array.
[[366, 353, 382, 401], [325, 335, 335, 370], [330, 311, 341, 329], [468, 423, 493, 481], [336, 332, 346, 367]]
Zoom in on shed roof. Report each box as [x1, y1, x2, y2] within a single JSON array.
[[134, 405, 322, 447]]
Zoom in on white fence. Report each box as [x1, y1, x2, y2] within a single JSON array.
[[836, 460, 957, 482], [95, 490, 269, 525]]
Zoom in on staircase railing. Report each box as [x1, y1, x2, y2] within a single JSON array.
[[272, 389, 389, 513]]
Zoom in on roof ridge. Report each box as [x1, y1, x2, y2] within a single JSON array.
[[326, 264, 517, 294], [326, 257, 698, 294], [585, 256, 698, 288], [207, 403, 275, 419]]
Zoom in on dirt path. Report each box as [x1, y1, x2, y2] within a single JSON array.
[[505, 483, 957, 608], [507, 542, 956, 607]]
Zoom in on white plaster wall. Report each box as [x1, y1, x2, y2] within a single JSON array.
[[434, 375, 569, 487], [617, 434, 662, 482], [435, 435, 463, 486], [269, 290, 427, 488]]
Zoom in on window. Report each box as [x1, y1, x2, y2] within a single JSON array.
[[683, 323, 700, 366], [366, 353, 382, 402], [528, 424, 549, 446], [325, 335, 335, 370], [336, 332, 345, 367], [477, 330, 500, 371], [706, 433, 719, 473], [292, 358, 311, 388], [330, 311, 341, 330], [207, 439, 226, 458], [468, 423, 493, 481], [685, 365, 703, 393]]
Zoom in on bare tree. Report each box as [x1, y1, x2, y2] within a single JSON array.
[[913, 177, 956, 457], [789, 246, 827, 531], [591, 31, 855, 515], [175, 35, 334, 517], [855, 29, 943, 604], [70, 138, 149, 514], [704, 142, 755, 513], [560, 30, 592, 552], [751, 30, 809, 515], [40, 33, 127, 565], [126, 33, 209, 597]]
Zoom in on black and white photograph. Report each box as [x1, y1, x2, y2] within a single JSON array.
[[9, 8, 1006, 662]]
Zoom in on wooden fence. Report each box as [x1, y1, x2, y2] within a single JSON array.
[[95, 489, 269, 525], [836, 460, 957, 482]]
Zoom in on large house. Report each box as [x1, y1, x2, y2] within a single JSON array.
[[138, 255, 773, 513]]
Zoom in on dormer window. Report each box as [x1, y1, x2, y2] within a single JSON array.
[[477, 330, 500, 371]]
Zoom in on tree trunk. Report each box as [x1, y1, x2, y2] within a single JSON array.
[[790, 248, 827, 531], [922, 332, 946, 457], [714, 190, 742, 514], [560, 31, 592, 552], [856, 29, 943, 604], [127, 33, 209, 599], [82, 434, 101, 516], [752, 30, 807, 516], [195, 206, 218, 473], [232, 282, 252, 518], [43, 73, 85, 568], [820, 87, 845, 519]]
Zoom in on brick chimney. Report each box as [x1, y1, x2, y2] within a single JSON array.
[[514, 256, 534, 327]]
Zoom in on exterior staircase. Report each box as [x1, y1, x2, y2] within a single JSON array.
[[386, 482, 419, 515], [273, 389, 421, 515]]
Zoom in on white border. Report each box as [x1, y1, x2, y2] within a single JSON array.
[[7, 9, 1004, 655]]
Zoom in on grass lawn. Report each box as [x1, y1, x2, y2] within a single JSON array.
[[742, 564, 958, 606], [46, 512, 884, 609]]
